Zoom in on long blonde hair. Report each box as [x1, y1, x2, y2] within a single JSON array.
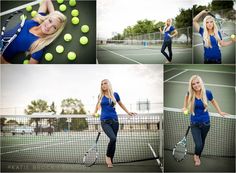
[[163, 18, 172, 34], [98, 79, 117, 107], [203, 15, 221, 48], [187, 75, 208, 114], [30, 11, 67, 54]]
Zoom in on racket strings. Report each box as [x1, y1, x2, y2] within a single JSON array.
[[173, 143, 187, 161], [83, 149, 98, 166]]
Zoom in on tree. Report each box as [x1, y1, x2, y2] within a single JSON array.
[[211, 0, 234, 11], [1, 118, 7, 132], [61, 98, 86, 114]]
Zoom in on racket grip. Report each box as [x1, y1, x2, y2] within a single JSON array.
[[185, 126, 191, 136], [95, 132, 101, 143], [207, 12, 215, 18]]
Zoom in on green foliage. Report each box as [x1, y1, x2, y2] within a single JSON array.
[[61, 98, 86, 114], [211, 0, 234, 11]]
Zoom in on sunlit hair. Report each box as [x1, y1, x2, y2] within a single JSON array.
[[29, 11, 67, 55], [163, 18, 172, 34], [203, 15, 221, 48], [98, 79, 117, 107], [187, 75, 208, 114]]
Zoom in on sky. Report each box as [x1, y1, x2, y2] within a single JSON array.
[[97, 0, 194, 39], [0, 65, 163, 115]]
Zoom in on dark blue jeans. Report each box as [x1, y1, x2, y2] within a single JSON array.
[[161, 39, 172, 62], [204, 59, 221, 64], [101, 119, 119, 163], [191, 122, 210, 157]]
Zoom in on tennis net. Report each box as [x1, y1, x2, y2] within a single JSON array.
[[1, 113, 162, 164], [164, 107, 235, 157]]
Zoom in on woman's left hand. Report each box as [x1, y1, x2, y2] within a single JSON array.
[[219, 111, 228, 117], [128, 112, 137, 116]]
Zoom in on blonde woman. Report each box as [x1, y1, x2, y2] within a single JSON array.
[[93, 79, 136, 168], [1, 0, 67, 64], [193, 10, 236, 64], [183, 75, 227, 166], [159, 18, 178, 63]]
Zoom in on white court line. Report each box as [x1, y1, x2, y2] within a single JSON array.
[[164, 68, 176, 73], [164, 69, 188, 83], [124, 51, 192, 56], [0, 0, 41, 17], [185, 68, 235, 74], [99, 47, 142, 64], [1, 140, 78, 155], [193, 43, 203, 47], [166, 80, 235, 89]]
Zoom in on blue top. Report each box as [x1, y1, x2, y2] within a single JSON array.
[[100, 92, 120, 121], [199, 27, 222, 60], [164, 26, 175, 41], [189, 90, 213, 124], [2, 13, 46, 62]]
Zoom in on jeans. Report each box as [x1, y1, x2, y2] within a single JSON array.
[[161, 39, 172, 62], [191, 122, 210, 157], [101, 119, 119, 163], [204, 59, 221, 64]]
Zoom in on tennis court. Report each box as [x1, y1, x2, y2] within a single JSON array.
[[1, 114, 163, 172], [0, 0, 96, 64], [97, 27, 193, 64], [164, 65, 235, 172]]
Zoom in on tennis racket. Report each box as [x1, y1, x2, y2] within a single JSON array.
[[172, 125, 190, 162], [208, 11, 235, 38], [1, 10, 26, 54], [83, 131, 101, 167]]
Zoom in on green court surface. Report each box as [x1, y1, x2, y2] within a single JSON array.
[[97, 45, 192, 64], [193, 22, 236, 64], [1, 0, 96, 64], [163, 65, 235, 172]]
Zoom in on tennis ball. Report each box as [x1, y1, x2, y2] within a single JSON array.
[[71, 9, 79, 17], [20, 15, 27, 20], [64, 33, 72, 42], [31, 10, 37, 18], [57, 0, 64, 4], [56, 45, 64, 53], [80, 36, 88, 45], [67, 52, 76, 60], [59, 4, 67, 12], [231, 34, 235, 39], [71, 17, 79, 25], [184, 110, 189, 115], [23, 60, 29, 64], [26, 5, 32, 12], [81, 25, 89, 33], [45, 53, 53, 61], [69, 0, 76, 7], [95, 113, 100, 117]]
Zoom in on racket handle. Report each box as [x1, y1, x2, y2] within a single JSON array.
[[185, 126, 191, 136], [208, 12, 215, 18], [95, 132, 101, 143]]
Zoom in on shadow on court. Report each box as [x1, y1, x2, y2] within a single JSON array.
[[1, 160, 160, 172], [164, 150, 235, 172]]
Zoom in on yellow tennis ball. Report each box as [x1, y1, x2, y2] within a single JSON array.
[[23, 60, 29, 64], [81, 25, 89, 33], [71, 9, 79, 17], [20, 15, 27, 20], [57, 0, 64, 4], [231, 34, 235, 39], [64, 33, 72, 42], [59, 4, 67, 12], [56, 45, 64, 53], [184, 110, 189, 115], [31, 10, 37, 18], [80, 36, 88, 45], [69, 0, 76, 6], [71, 17, 79, 25], [45, 53, 53, 61], [95, 113, 100, 117], [67, 52, 76, 60], [26, 5, 32, 12]]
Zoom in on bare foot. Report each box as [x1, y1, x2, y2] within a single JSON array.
[[105, 156, 113, 168], [194, 155, 201, 166]]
